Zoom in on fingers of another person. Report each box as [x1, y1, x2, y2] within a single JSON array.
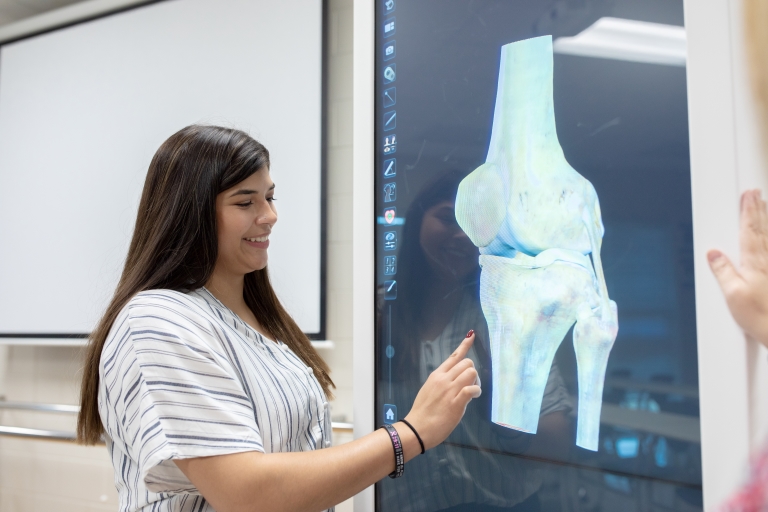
[[740, 190, 768, 269], [708, 249, 744, 297], [760, 194, 768, 239], [756, 193, 768, 266], [709, 189, 768, 347]]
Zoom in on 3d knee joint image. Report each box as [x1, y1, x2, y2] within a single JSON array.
[[455, 35, 619, 451]]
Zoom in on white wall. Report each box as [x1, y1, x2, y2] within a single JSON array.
[[351, 0, 374, 510], [323, 0, 355, 426], [0, 346, 118, 511], [0, 0, 355, 510]]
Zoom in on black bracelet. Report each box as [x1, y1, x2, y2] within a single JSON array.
[[400, 419, 425, 455], [380, 424, 404, 478]]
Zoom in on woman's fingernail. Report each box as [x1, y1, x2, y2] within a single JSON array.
[[466, 330, 474, 338]]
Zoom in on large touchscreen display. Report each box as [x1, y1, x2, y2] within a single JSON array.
[[374, 1, 702, 511]]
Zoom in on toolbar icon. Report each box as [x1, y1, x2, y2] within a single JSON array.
[[384, 404, 397, 423], [384, 280, 397, 300], [383, 158, 396, 178], [383, 111, 396, 131], [384, 182, 396, 202], [384, 64, 396, 84], [383, 134, 397, 154], [383, 207, 396, 224], [384, 18, 396, 38], [383, 87, 396, 108], [384, 231, 397, 251], [384, 40, 396, 61], [384, 0, 395, 14], [384, 256, 397, 275]]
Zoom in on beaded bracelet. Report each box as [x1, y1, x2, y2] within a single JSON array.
[[380, 423, 404, 478]]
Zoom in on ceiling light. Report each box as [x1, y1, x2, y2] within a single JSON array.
[[553, 17, 686, 67]]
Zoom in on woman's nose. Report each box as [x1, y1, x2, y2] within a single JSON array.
[[257, 203, 278, 225]]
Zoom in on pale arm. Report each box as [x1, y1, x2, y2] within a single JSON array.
[[175, 333, 481, 512]]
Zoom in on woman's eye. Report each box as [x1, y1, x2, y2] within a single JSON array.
[[267, 196, 277, 202], [237, 201, 253, 207]]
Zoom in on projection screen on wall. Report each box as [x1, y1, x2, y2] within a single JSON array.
[[0, 0, 324, 336]]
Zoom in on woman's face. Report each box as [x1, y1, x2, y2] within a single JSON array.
[[419, 199, 479, 280], [214, 167, 277, 276]]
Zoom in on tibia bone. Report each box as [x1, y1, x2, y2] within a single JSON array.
[[480, 252, 600, 435]]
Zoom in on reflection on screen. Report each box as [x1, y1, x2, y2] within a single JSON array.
[[455, 36, 618, 451], [374, 1, 701, 510]]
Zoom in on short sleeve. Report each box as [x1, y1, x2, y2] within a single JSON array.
[[120, 297, 264, 493]]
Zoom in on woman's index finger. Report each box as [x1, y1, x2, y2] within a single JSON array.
[[436, 332, 475, 372]]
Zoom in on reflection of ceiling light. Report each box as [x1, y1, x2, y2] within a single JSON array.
[[553, 17, 686, 67]]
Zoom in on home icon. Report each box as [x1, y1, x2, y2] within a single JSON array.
[[384, 404, 397, 424]]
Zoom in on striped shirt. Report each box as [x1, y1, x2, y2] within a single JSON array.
[[98, 287, 333, 512]]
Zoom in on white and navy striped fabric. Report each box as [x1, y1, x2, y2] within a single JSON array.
[[98, 287, 333, 512]]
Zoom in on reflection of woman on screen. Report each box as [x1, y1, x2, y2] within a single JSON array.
[[378, 172, 573, 512]]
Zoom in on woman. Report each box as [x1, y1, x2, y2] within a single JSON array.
[[378, 172, 572, 512], [76, 125, 482, 512]]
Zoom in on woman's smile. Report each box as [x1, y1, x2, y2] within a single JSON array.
[[243, 235, 270, 249]]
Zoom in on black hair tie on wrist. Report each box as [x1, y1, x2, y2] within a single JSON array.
[[400, 418, 425, 455], [380, 424, 404, 478]]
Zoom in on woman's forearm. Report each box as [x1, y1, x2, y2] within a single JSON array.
[[175, 421, 421, 512], [178, 335, 480, 511]]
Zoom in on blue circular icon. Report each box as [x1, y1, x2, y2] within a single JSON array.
[[385, 345, 395, 358]]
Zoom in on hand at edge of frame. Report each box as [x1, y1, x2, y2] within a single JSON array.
[[708, 189, 768, 348]]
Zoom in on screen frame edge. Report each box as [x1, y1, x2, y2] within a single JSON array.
[[684, 0, 752, 508], [352, 0, 376, 510]]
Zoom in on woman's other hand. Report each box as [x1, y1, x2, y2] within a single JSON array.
[[708, 189, 768, 348], [403, 331, 482, 450]]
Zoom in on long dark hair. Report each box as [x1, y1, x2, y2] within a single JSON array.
[[78, 125, 334, 444]]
